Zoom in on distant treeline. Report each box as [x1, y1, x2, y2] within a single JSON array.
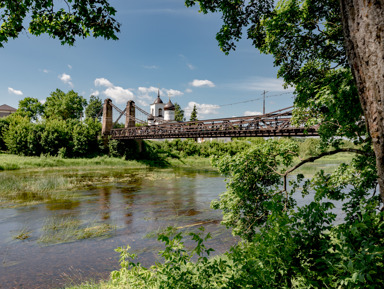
[[0, 89, 356, 159], [0, 90, 103, 157]]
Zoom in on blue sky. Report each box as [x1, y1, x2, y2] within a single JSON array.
[[0, 0, 294, 120]]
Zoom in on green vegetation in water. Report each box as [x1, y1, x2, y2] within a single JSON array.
[[0, 154, 148, 171], [38, 216, 116, 245], [12, 226, 32, 240], [0, 173, 80, 208]]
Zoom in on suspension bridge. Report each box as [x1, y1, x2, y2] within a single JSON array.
[[100, 98, 318, 140]]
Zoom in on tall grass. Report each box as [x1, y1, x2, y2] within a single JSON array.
[[38, 216, 116, 245], [0, 173, 79, 207], [0, 153, 147, 171]]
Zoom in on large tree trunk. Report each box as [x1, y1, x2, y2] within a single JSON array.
[[340, 0, 384, 205]]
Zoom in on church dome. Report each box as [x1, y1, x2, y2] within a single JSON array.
[[152, 89, 163, 104], [164, 99, 175, 110]]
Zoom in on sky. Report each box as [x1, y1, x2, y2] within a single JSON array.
[[0, 0, 295, 120]]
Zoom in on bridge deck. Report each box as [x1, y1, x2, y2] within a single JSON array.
[[109, 107, 318, 140]]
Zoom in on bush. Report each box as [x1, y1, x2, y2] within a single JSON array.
[[4, 115, 43, 156]]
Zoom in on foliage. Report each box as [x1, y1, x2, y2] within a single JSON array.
[[40, 118, 72, 156], [0, 0, 120, 47], [17, 97, 44, 121], [103, 203, 383, 289], [174, 102, 185, 122], [184, 0, 370, 157], [190, 104, 198, 121], [85, 95, 103, 121], [3, 114, 43, 156], [44, 89, 87, 120], [72, 118, 102, 157], [2, 112, 102, 157], [144, 138, 252, 160], [0, 117, 9, 151], [212, 139, 297, 240]]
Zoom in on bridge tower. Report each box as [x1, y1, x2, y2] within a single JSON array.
[[102, 98, 113, 135], [125, 100, 135, 128]]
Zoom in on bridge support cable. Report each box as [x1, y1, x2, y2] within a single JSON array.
[[101, 99, 318, 140], [109, 106, 318, 140]]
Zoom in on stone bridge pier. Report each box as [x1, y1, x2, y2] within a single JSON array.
[[102, 98, 143, 153]]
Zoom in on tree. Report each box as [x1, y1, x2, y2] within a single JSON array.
[[17, 97, 44, 121], [185, 0, 384, 207], [189, 105, 198, 121], [174, 102, 185, 122], [85, 95, 103, 121], [44, 89, 87, 120], [0, 0, 120, 47]]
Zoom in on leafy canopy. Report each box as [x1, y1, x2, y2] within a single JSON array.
[[185, 0, 365, 150], [44, 89, 87, 120], [85, 95, 103, 121], [17, 97, 44, 121], [0, 0, 120, 47]]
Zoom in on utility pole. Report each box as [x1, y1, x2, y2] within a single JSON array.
[[263, 90, 267, 115]]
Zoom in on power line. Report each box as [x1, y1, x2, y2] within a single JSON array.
[[218, 91, 292, 107]]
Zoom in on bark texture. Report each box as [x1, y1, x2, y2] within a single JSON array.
[[340, 0, 384, 204]]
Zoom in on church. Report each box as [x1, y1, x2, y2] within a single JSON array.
[[147, 90, 176, 125]]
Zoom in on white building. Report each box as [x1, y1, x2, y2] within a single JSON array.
[[164, 99, 175, 121], [150, 90, 164, 119], [148, 91, 175, 124]]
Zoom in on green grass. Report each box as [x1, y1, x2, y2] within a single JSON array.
[[38, 216, 116, 245], [12, 225, 32, 240], [0, 153, 148, 171], [0, 173, 80, 207]]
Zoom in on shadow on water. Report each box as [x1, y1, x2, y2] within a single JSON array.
[[0, 167, 238, 289]]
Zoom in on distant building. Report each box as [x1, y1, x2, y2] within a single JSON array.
[[148, 90, 176, 125], [0, 104, 16, 118]]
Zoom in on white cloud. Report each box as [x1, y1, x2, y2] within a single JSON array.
[[43, 69, 50, 73], [231, 76, 294, 92], [138, 86, 158, 95], [137, 86, 184, 103], [59, 73, 73, 87], [94, 78, 114, 88], [164, 89, 183, 97], [39, 99, 46, 104], [190, 79, 215, 88], [187, 63, 195, 70], [184, 101, 220, 119], [8, 87, 23, 96], [94, 77, 134, 104], [68, 64, 72, 69], [91, 90, 100, 97], [104, 86, 134, 104], [185, 88, 193, 93], [244, 111, 262, 116]]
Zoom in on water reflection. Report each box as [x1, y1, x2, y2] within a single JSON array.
[[0, 168, 237, 289]]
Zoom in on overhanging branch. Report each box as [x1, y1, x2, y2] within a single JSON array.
[[283, 148, 373, 191]]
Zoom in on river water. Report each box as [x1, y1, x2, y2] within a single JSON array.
[[0, 168, 238, 289]]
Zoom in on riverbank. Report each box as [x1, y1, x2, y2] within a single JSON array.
[[0, 152, 354, 209]]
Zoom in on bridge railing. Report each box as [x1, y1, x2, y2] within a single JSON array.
[[109, 107, 318, 139]]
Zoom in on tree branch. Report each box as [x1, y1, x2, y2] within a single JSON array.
[[282, 148, 373, 192]]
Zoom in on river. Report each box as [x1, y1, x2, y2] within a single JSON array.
[[0, 167, 238, 289]]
